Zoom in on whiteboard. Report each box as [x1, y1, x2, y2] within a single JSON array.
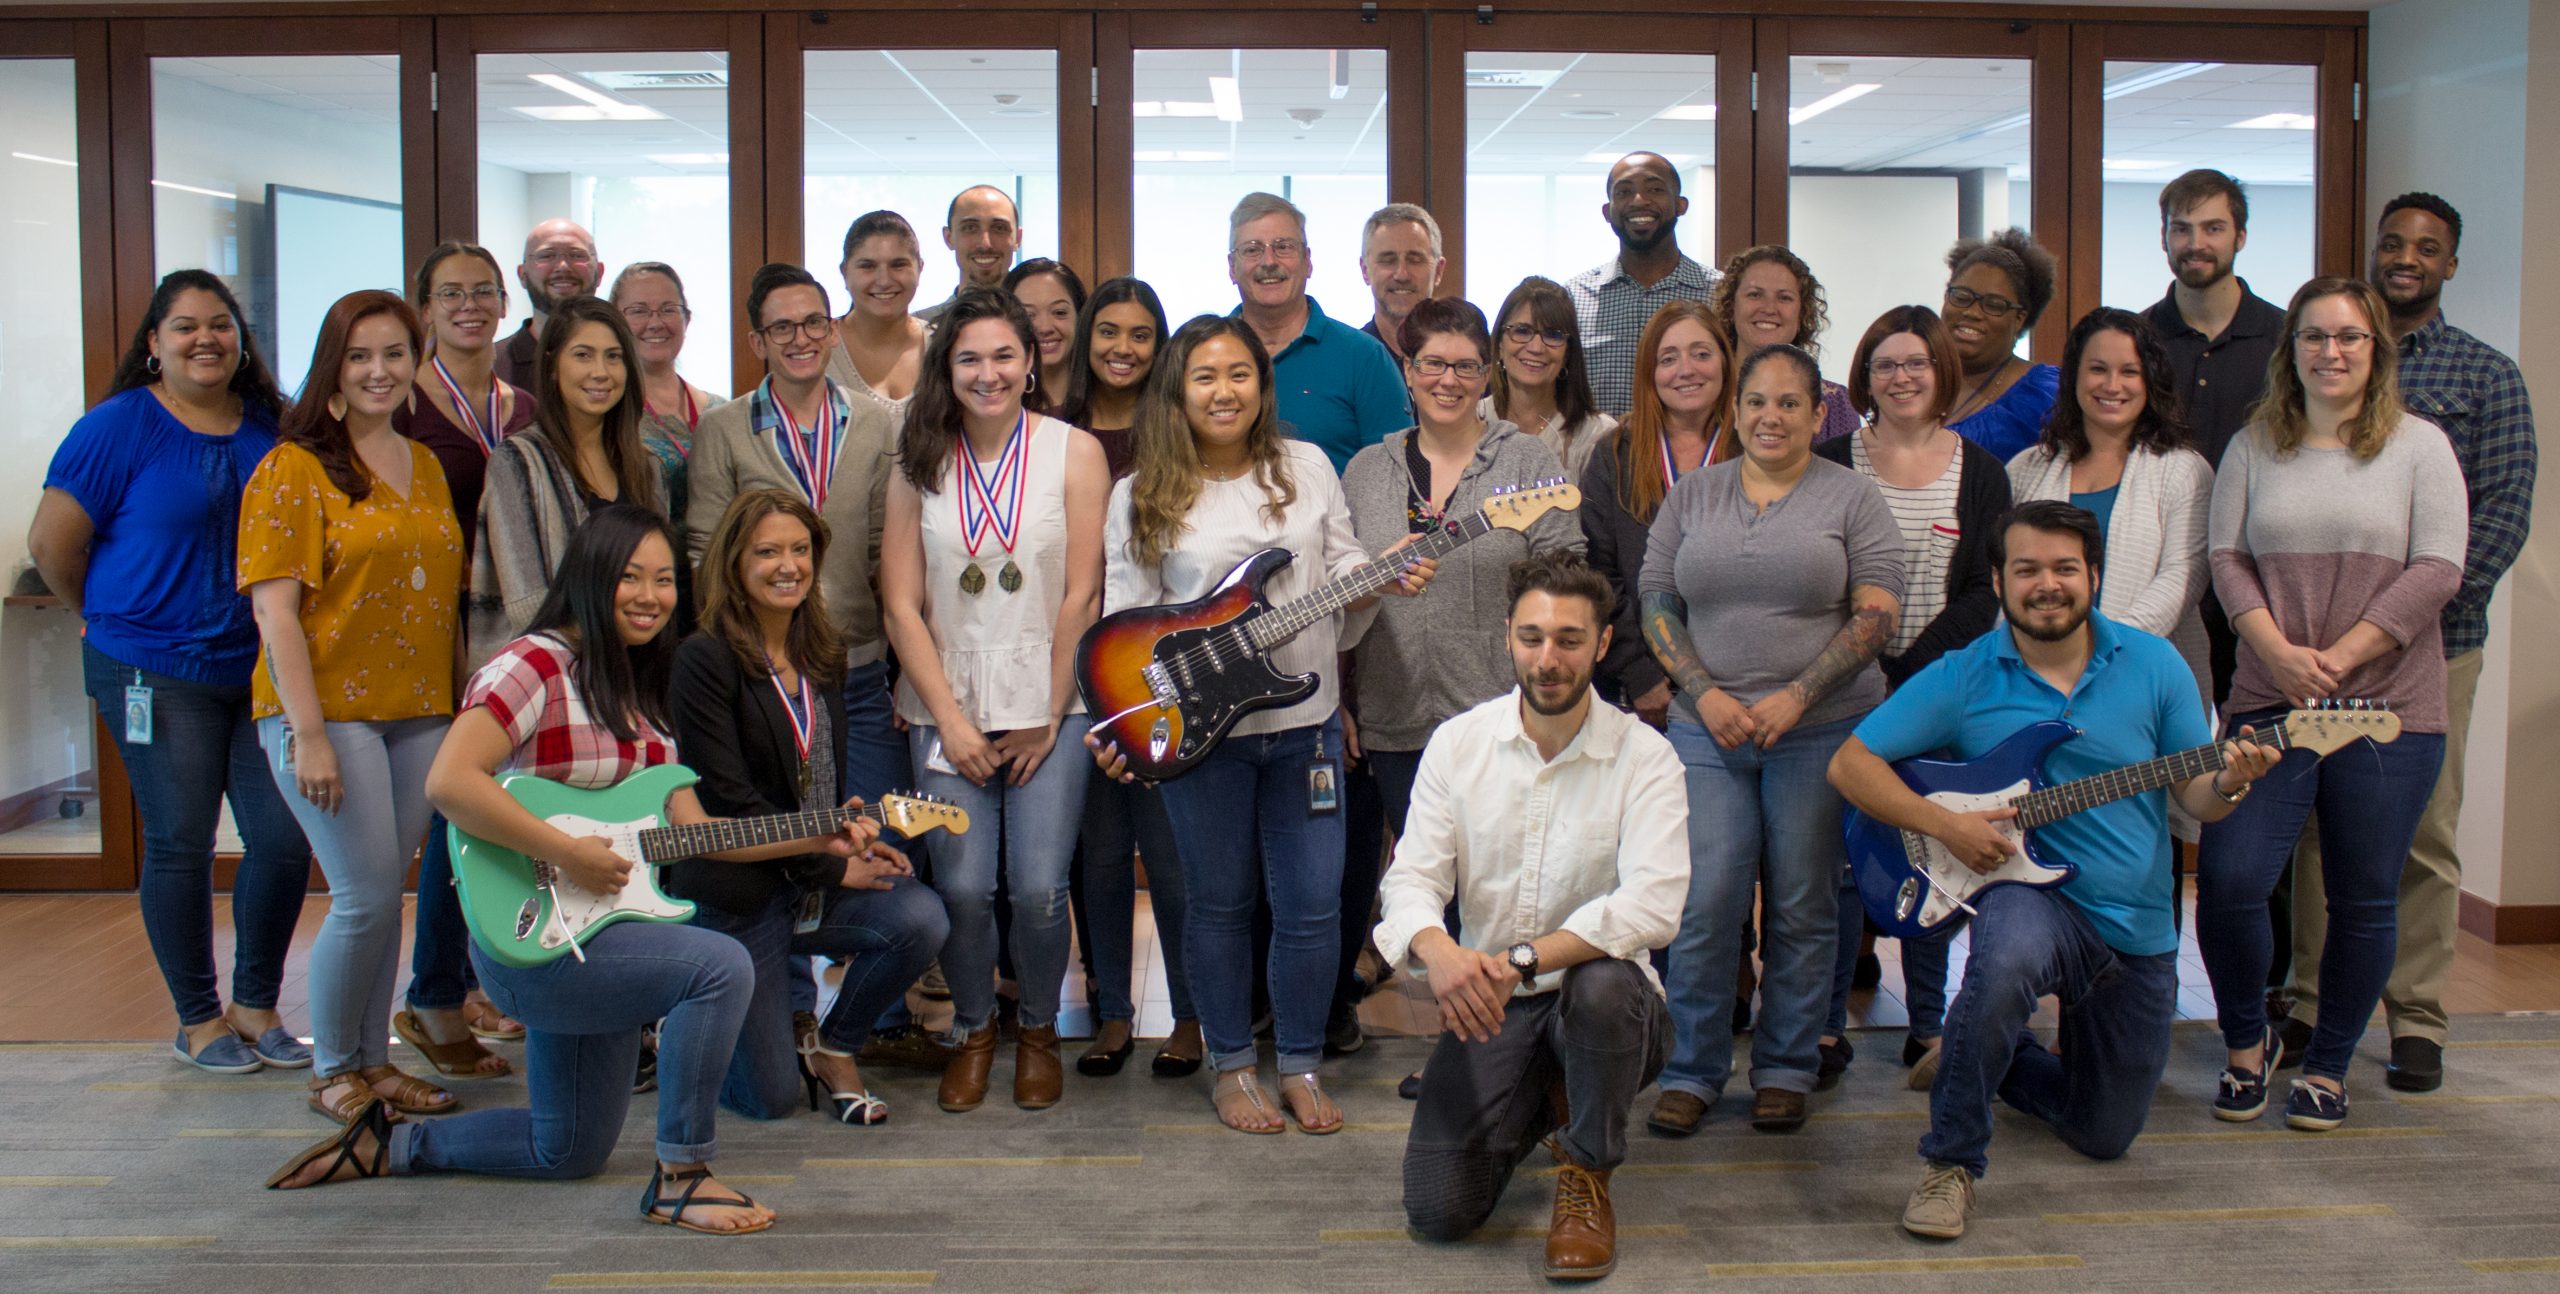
[[265, 184, 404, 399]]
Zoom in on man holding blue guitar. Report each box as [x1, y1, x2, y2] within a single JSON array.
[[1829, 501, 2280, 1240]]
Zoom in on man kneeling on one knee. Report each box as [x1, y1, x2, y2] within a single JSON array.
[[1376, 552, 1690, 1281], [1828, 501, 2278, 1240]]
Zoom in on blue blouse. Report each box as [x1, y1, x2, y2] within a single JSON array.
[[1950, 362, 2061, 463]]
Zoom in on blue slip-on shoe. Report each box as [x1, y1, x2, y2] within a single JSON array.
[[2283, 1079, 2348, 1132], [173, 1027, 263, 1075], [2212, 1025, 2283, 1121], [244, 1025, 313, 1069]]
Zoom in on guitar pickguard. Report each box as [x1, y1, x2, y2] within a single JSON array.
[[1145, 615, 1306, 765], [1905, 782, 2064, 927], [530, 814, 693, 949]]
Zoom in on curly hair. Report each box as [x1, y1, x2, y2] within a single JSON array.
[[1945, 227, 2059, 331], [1710, 245, 1832, 357], [2036, 308, 2191, 462]]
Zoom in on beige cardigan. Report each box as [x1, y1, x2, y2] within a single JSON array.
[[2005, 442, 2216, 712]]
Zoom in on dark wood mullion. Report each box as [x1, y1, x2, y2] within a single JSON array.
[[105, 19, 155, 342], [1418, 9, 1465, 294], [399, 17, 437, 276], [2061, 22, 2105, 341], [1092, 11, 1133, 282], [2027, 18, 2071, 363], [1056, 11, 1099, 282], [761, 13, 802, 370], [1713, 14, 1755, 266], [2317, 25, 2360, 279], [69, 21, 119, 403], [433, 17, 476, 241], [1751, 17, 1790, 247]]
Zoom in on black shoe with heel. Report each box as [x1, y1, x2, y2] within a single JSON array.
[[799, 1034, 887, 1125]]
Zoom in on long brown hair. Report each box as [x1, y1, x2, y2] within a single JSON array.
[[900, 286, 1039, 494], [696, 489, 848, 687], [1613, 300, 1736, 523], [1124, 314, 1296, 569], [530, 295, 662, 515], [1486, 276, 1598, 434], [278, 289, 424, 503], [2249, 276, 2403, 462]]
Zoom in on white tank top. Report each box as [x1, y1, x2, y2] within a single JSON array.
[[895, 413, 1083, 731]]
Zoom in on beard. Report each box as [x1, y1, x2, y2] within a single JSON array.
[[1610, 212, 1673, 256], [2172, 252, 2230, 290], [1520, 668, 1594, 717], [2010, 596, 2091, 643]]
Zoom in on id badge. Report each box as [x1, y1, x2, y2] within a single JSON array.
[[1308, 761, 1340, 815], [124, 679, 153, 746], [793, 887, 826, 935]]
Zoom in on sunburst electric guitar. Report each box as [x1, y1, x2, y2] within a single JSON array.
[[451, 764, 969, 968], [1076, 480, 1581, 783], [1847, 703, 2401, 941]]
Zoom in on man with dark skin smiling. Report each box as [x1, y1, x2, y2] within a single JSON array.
[[916, 185, 1023, 324], [1566, 152, 1716, 417], [497, 218, 604, 390]]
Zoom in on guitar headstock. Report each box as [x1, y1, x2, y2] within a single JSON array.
[[2279, 701, 2401, 756], [877, 792, 971, 837], [1478, 478, 1582, 533]]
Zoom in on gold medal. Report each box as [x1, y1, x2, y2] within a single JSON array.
[[959, 562, 987, 596], [998, 560, 1023, 593], [797, 758, 814, 803]]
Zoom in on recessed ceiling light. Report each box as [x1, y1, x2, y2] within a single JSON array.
[[1656, 104, 1717, 122], [1209, 76, 1244, 123], [2231, 111, 2315, 130], [1788, 83, 1880, 126], [2103, 157, 2171, 170], [524, 73, 662, 121], [991, 107, 1047, 117], [1133, 100, 1221, 118], [1466, 69, 1562, 90], [1560, 108, 1617, 120], [647, 152, 727, 166]]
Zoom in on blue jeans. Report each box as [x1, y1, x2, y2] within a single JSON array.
[[1920, 884, 2177, 1177], [690, 875, 948, 1119], [1826, 873, 1952, 1041], [2197, 710, 2444, 1082], [82, 642, 309, 1026], [394, 921, 751, 1174], [1659, 713, 1856, 1100], [257, 714, 444, 1076], [1076, 776, 1193, 1022], [405, 812, 478, 1010], [909, 715, 1092, 1036], [1157, 715, 1345, 1076]]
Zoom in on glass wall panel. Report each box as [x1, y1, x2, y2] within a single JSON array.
[[1463, 52, 1717, 303], [1785, 55, 2032, 384], [151, 55, 405, 400], [479, 52, 731, 393], [1131, 48, 1387, 325], [0, 60, 99, 855], [2099, 61, 2316, 314], [802, 49, 1062, 325]]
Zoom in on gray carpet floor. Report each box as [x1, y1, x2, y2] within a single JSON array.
[[5, 1017, 2560, 1293]]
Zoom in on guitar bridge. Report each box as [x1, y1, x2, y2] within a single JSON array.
[[1141, 662, 1180, 706]]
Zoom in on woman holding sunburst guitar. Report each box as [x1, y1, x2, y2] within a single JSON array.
[[266, 505, 884, 1237]]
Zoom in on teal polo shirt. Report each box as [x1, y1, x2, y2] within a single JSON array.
[[1851, 611, 2212, 956], [1242, 295, 1410, 475]]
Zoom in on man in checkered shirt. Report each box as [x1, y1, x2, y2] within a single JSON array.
[[1565, 153, 1718, 418]]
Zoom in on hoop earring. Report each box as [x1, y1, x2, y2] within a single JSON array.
[[146, 354, 161, 376], [327, 392, 349, 422]]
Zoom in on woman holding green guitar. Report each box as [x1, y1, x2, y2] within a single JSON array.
[[267, 505, 882, 1236]]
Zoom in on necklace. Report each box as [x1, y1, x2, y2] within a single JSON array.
[[1946, 355, 2015, 425]]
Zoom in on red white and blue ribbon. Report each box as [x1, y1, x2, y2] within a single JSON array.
[[956, 412, 1029, 562], [765, 653, 814, 764], [1661, 431, 1685, 487], [772, 381, 840, 509], [431, 354, 505, 456]]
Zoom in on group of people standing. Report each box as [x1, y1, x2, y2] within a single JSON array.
[[29, 152, 2533, 1275]]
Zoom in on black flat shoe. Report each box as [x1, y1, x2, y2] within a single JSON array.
[[1398, 1068, 1425, 1100], [1078, 1033, 1136, 1077], [1151, 1023, 1204, 1078], [1816, 1037, 1853, 1091]]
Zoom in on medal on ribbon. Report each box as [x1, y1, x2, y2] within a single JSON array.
[[773, 382, 839, 510], [766, 653, 816, 802], [432, 354, 506, 456], [955, 413, 1029, 597]]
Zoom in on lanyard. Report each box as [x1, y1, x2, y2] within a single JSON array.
[[772, 383, 839, 508], [431, 355, 505, 456], [764, 653, 814, 763], [956, 412, 1030, 560]]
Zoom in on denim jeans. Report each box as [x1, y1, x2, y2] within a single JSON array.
[[82, 642, 309, 1026], [1919, 884, 2177, 1178], [393, 921, 751, 1174], [405, 811, 478, 1011], [909, 715, 1092, 1036], [1075, 776, 1192, 1022], [1658, 713, 1856, 1100], [257, 714, 444, 1076], [690, 875, 948, 1119], [1826, 871, 1952, 1041], [1157, 715, 1345, 1076], [2197, 709, 2444, 1082]]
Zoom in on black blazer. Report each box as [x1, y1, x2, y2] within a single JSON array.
[[664, 632, 848, 918], [1814, 431, 2012, 687], [1576, 437, 1667, 708]]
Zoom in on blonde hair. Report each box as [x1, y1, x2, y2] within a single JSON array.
[[2248, 276, 2403, 462], [1124, 316, 1297, 569]]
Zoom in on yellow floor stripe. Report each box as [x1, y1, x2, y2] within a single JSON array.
[[801, 1156, 1139, 1169], [0, 1176, 112, 1187], [2394, 1093, 2560, 1106], [2046, 1203, 2394, 1225], [2447, 1039, 2560, 1050], [0, 1042, 160, 1052], [1144, 1121, 1406, 1134], [178, 1128, 331, 1138], [2465, 1258, 2560, 1274], [1807, 1110, 1929, 1123], [93, 1079, 297, 1092], [591, 1175, 795, 1188], [2142, 1126, 2441, 1144], [1530, 1160, 1816, 1179], [547, 1274, 935, 1289], [1706, 1255, 2083, 1277], [1321, 1224, 1688, 1243], [0, 1236, 217, 1249]]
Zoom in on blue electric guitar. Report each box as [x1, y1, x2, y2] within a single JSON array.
[[1847, 704, 2401, 941]]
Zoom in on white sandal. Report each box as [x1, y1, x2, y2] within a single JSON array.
[[800, 1033, 888, 1126]]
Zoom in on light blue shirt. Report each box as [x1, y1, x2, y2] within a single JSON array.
[[1247, 295, 1410, 475], [1852, 610, 2212, 956]]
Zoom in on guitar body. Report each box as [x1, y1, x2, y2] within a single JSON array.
[[1077, 547, 1317, 782], [450, 764, 700, 969], [1846, 721, 2080, 941]]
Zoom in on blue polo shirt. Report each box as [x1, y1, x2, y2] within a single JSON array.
[[1246, 295, 1409, 475], [1851, 611, 2211, 956]]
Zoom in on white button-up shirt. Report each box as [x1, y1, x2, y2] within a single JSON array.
[[1373, 688, 1691, 997]]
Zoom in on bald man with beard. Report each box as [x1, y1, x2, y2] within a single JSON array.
[[496, 218, 604, 390]]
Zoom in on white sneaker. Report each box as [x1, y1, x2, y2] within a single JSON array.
[[1901, 1162, 1974, 1239]]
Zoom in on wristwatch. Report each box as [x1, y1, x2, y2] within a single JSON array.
[[1507, 942, 1542, 981], [2213, 775, 2252, 806]]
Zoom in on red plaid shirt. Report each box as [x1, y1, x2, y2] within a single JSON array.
[[462, 633, 676, 789]]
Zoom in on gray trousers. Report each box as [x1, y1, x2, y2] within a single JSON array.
[[1402, 958, 1671, 1241]]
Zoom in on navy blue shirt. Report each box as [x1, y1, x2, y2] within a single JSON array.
[[1852, 611, 2211, 956], [44, 387, 279, 686], [1249, 295, 1409, 475]]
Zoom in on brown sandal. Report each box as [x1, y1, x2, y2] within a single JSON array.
[[392, 1009, 511, 1079], [1278, 1073, 1343, 1135], [1212, 1068, 1285, 1135], [307, 1070, 376, 1125], [357, 1063, 457, 1115], [462, 994, 527, 1042]]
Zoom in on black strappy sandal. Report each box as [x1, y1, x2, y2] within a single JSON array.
[[266, 1093, 398, 1189], [641, 1163, 774, 1235]]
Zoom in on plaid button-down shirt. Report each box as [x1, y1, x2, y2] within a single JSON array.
[[2397, 312, 2537, 657], [1566, 253, 1717, 418]]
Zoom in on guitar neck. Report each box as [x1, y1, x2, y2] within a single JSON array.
[[1245, 512, 1492, 651], [636, 803, 885, 863], [2011, 717, 2297, 830]]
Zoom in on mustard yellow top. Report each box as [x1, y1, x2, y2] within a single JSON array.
[[237, 441, 465, 722]]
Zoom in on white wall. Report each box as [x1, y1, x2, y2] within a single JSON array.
[[1787, 174, 1961, 386], [2097, 180, 2316, 315]]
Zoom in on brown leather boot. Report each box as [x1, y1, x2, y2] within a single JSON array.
[[936, 1025, 997, 1112], [1014, 1024, 1064, 1109], [1545, 1160, 1616, 1280]]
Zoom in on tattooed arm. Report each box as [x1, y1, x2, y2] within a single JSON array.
[[1748, 585, 1899, 748], [1641, 590, 1758, 749]]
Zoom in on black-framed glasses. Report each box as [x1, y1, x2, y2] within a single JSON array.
[[758, 315, 838, 344], [1500, 323, 1570, 348], [2294, 328, 2376, 352], [430, 285, 505, 307], [1944, 286, 2023, 319], [1410, 356, 1490, 380], [1866, 357, 1935, 379]]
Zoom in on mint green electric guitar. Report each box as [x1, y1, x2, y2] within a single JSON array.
[[450, 764, 969, 969]]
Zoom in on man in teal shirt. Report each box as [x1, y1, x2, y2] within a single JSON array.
[[1225, 192, 1409, 474]]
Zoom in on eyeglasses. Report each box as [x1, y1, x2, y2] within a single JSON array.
[[758, 315, 838, 344], [1231, 238, 1306, 262], [430, 285, 505, 307], [621, 303, 690, 324], [1866, 357, 1935, 379], [1410, 356, 1490, 380], [531, 248, 596, 267], [1500, 323, 1570, 348], [1944, 286, 2023, 319], [2294, 328, 2376, 353]]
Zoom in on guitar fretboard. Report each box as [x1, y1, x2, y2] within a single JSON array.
[[1243, 512, 1496, 651], [2009, 718, 2300, 829], [636, 804, 888, 863]]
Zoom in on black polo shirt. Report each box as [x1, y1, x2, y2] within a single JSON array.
[[2142, 279, 2286, 469]]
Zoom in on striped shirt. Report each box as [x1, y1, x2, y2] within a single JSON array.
[[1566, 253, 1717, 418], [2395, 312, 2538, 658], [1852, 431, 1963, 657]]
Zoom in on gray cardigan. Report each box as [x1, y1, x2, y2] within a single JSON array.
[[1341, 420, 1584, 751]]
